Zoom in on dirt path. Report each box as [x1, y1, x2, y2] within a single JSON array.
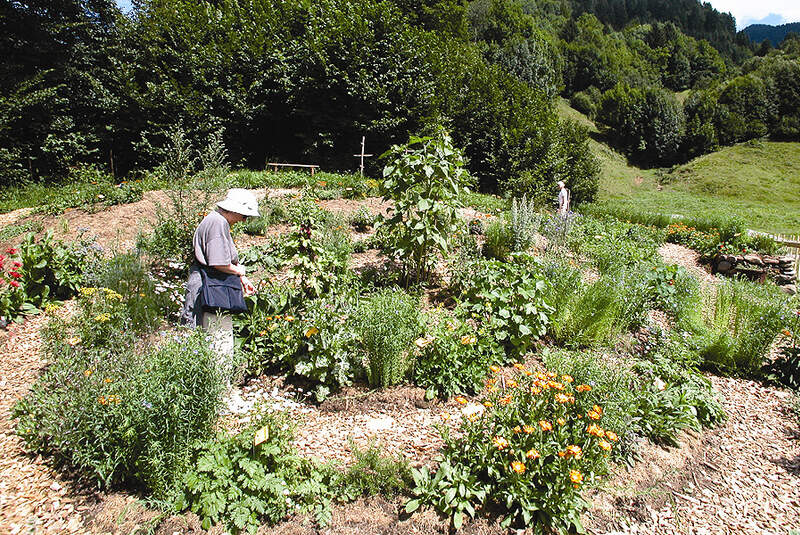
[[658, 243, 718, 287], [593, 376, 800, 535], [0, 311, 94, 534]]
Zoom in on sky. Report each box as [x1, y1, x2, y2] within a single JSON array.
[[705, 0, 800, 29], [112, 0, 799, 30]]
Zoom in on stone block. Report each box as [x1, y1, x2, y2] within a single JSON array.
[[716, 260, 733, 273], [743, 254, 763, 266], [781, 284, 797, 296]]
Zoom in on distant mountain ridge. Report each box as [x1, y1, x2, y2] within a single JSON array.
[[743, 22, 800, 46]]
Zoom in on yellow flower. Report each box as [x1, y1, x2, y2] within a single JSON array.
[[548, 381, 565, 390], [599, 439, 612, 451], [492, 436, 509, 450], [565, 445, 582, 458], [441, 412, 451, 421], [455, 396, 468, 405], [588, 410, 601, 420], [557, 417, 566, 426], [555, 393, 574, 404], [460, 335, 476, 345], [539, 420, 553, 432], [513, 363, 526, 371], [510, 461, 525, 474], [415, 336, 434, 349], [483, 401, 493, 408], [587, 424, 605, 437], [79, 287, 97, 297], [94, 313, 111, 323], [305, 326, 319, 338], [104, 377, 113, 383], [569, 470, 583, 487], [66, 336, 81, 347], [605, 431, 619, 442], [593, 404, 603, 415], [525, 449, 540, 459], [507, 380, 518, 388], [530, 386, 542, 395], [489, 365, 500, 373], [561, 374, 574, 383], [522, 424, 535, 434], [284, 334, 292, 342], [44, 303, 61, 314], [84, 369, 93, 377], [576, 384, 592, 393], [98, 396, 107, 405], [499, 395, 512, 406], [512, 425, 522, 434], [285, 315, 295, 322]]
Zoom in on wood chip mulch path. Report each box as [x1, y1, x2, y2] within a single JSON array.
[[0, 314, 93, 534], [599, 376, 800, 535]]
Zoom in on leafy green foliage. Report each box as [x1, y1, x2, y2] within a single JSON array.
[[412, 307, 505, 399], [378, 131, 471, 283], [285, 223, 349, 299], [410, 365, 618, 533], [14, 322, 223, 500], [452, 257, 553, 356], [354, 288, 421, 387]]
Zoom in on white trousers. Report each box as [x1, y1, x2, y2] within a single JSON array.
[[201, 311, 234, 379]]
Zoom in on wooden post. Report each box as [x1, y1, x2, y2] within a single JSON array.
[[353, 136, 374, 177]]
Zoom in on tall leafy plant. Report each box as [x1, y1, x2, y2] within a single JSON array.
[[378, 131, 472, 283]]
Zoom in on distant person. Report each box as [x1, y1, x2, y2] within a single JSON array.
[[181, 189, 258, 376], [558, 180, 571, 216]]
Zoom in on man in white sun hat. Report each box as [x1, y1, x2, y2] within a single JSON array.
[[181, 189, 259, 376]]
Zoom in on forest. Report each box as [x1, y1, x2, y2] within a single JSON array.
[[1, 0, 799, 201]]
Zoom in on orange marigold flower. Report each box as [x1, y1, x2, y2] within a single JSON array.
[[507, 380, 518, 388], [483, 401, 493, 408], [783, 329, 793, 337], [593, 404, 603, 415], [566, 445, 582, 458], [522, 424, 535, 434], [510, 461, 526, 474], [546, 371, 557, 379], [605, 431, 619, 442], [548, 381, 565, 390], [499, 395, 512, 405], [587, 424, 604, 437], [555, 393, 574, 404], [576, 384, 592, 392], [570, 470, 583, 486], [492, 436, 509, 450], [525, 449, 540, 459], [512, 425, 522, 434], [104, 377, 113, 384], [490, 365, 500, 373], [557, 417, 566, 426], [562, 374, 574, 383], [530, 386, 542, 395], [513, 363, 526, 371], [588, 410, 601, 420], [539, 420, 553, 432], [455, 396, 468, 405], [599, 439, 612, 451], [84, 370, 93, 377], [98, 396, 107, 405]]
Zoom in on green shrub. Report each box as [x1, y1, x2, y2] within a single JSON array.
[[82, 253, 172, 332], [378, 131, 472, 283], [452, 258, 553, 356], [567, 215, 662, 272], [14, 326, 223, 500], [336, 440, 413, 500], [546, 263, 650, 347], [408, 365, 619, 533], [349, 206, 377, 232], [509, 195, 541, 252], [40, 165, 144, 215], [354, 288, 421, 387], [412, 307, 505, 399], [284, 223, 348, 298], [178, 409, 331, 533], [483, 218, 514, 260], [699, 278, 790, 374]]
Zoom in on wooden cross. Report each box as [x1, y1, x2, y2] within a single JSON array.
[[353, 136, 374, 177]]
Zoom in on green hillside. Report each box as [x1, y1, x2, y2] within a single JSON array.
[[558, 99, 800, 234]]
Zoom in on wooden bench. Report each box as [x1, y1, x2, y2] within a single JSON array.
[[266, 162, 320, 176]]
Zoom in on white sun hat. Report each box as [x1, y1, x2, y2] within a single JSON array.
[[217, 189, 260, 217]]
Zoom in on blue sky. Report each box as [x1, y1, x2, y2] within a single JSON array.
[[113, 1, 798, 29]]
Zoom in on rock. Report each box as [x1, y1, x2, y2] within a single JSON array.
[[735, 255, 745, 263], [365, 416, 394, 432], [777, 274, 795, 284], [716, 260, 733, 273], [781, 269, 796, 278], [764, 257, 780, 266], [778, 256, 794, 265], [781, 284, 797, 295], [743, 254, 763, 266]]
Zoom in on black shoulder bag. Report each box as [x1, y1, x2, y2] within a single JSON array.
[[198, 266, 248, 313]]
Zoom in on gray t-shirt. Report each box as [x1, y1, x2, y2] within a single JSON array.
[[193, 210, 238, 267]]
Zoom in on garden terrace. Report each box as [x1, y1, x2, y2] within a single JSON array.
[[1, 143, 799, 534]]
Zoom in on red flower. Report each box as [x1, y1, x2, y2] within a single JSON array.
[[6, 248, 17, 255], [9, 271, 21, 279], [12, 261, 21, 268], [10, 280, 20, 288]]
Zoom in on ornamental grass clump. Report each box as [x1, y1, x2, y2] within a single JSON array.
[[407, 364, 619, 533], [355, 288, 421, 387]]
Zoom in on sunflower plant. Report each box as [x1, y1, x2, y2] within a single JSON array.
[[408, 365, 619, 533], [378, 130, 473, 284]]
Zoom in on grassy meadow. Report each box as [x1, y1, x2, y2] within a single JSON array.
[[558, 99, 800, 235]]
